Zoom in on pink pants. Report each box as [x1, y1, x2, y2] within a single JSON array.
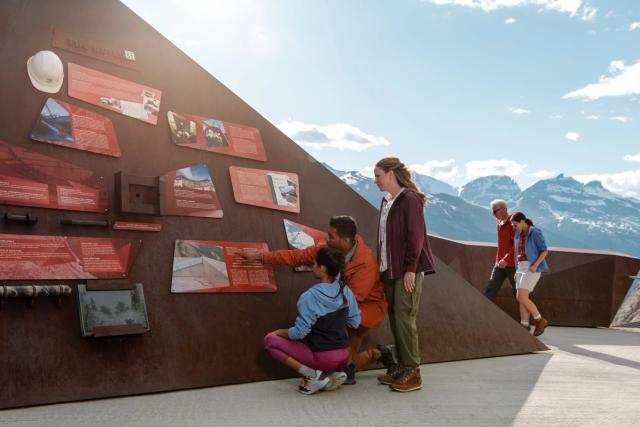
[[264, 333, 349, 372]]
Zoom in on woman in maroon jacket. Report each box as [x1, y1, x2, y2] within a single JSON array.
[[373, 157, 435, 392]]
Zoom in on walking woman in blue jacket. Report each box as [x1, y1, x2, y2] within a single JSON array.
[[511, 212, 550, 336]]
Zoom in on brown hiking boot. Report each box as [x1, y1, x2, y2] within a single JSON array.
[[390, 366, 422, 392], [377, 364, 404, 385], [533, 317, 548, 336]]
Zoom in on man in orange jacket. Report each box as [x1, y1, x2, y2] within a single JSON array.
[[239, 215, 391, 384]]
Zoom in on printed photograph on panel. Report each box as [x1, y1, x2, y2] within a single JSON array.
[[168, 111, 197, 144], [268, 173, 298, 207], [172, 240, 230, 292], [202, 118, 229, 147], [30, 98, 73, 143]]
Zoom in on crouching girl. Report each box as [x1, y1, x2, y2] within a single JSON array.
[[264, 246, 361, 394]]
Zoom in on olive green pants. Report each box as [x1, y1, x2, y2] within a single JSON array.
[[381, 271, 424, 367]]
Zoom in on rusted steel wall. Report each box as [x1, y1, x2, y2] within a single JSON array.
[[0, 0, 545, 409], [430, 237, 640, 327]]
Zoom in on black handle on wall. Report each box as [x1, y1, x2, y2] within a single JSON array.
[[3, 212, 38, 225]]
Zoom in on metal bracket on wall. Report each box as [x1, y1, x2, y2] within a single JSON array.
[[0, 284, 73, 309], [3, 212, 38, 225]]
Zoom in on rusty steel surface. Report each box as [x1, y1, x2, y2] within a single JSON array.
[[0, 0, 545, 409], [430, 236, 640, 327]]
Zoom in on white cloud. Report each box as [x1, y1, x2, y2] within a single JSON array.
[[630, 22, 640, 31], [575, 170, 640, 199], [611, 116, 631, 123], [510, 107, 530, 114], [360, 166, 375, 178], [528, 169, 558, 179], [465, 159, 526, 179], [277, 120, 390, 152], [428, 0, 595, 19], [183, 39, 201, 48], [585, 114, 600, 120], [580, 5, 597, 21], [563, 60, 640, 100], [505, 17, 516, 24], [410, 159, 460, 181], [550, 114, 563, 119], [624, 154, 640, 163], [565, 131, 580, 141]]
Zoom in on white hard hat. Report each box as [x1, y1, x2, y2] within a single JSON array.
[[27, 50, 64, 93]]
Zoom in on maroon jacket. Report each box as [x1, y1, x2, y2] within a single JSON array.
[[377, 189, 436, 280]]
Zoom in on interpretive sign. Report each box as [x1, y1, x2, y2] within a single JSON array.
[[68, 63, 161, 125], [77, 283, 150, 337], [171, 240, 276, 293], [30, 98, 121, 157], [229, 166, 300, 213], [113, 221, 162, 232], [160, 164, 223, 218], [0, 140, 108, 213], [284, 219, 326, 272], [0, 234, 141, 280], [52, 29, 139, 70], [167, 111, 266, 161]]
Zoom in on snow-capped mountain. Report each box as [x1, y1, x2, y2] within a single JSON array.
[[324, 164, 640, 257], [513, 174, 640, 255], [324, 164, 495, 242], [459, 175, 522, 208]]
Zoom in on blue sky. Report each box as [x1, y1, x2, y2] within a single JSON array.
[[122, 0, 640, 198]]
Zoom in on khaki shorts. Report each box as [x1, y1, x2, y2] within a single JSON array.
[[515, 261, 541, 291]]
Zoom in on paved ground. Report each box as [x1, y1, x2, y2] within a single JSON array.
[[2, 326, 639, 427]]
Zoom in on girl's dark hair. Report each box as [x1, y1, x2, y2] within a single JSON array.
[[511, 211, 534, 226], [375, 157, 427, 206], [315, 246, 345, 279], [315, 246, 347, 300]]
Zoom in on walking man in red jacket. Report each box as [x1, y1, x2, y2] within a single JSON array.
[[484, 199, 516, 301]]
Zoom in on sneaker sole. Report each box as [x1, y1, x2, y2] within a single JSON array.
[[323, 373, 347, 391], [378, 378, 394, 385], [298, 378, 330, 395], [390, 384, 422, 392]]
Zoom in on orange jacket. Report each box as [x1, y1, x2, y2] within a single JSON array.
[[263, 235, 387, 329]]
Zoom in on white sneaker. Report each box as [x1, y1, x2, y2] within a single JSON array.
[[323, 371, 347, 391], [298, 370, 329, 395]]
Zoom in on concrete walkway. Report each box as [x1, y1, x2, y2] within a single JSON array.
[[2, 327, 639, 427]]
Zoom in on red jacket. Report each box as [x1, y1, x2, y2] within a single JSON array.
[[496, 216, 515, 267], [377, 189, 435, 280], [263, 235, 387, 329]]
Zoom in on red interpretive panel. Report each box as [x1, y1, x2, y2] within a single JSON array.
[[30, 98, 121, 157], [171, 240, 276, 293], [168, 111, 266, 161], [113, 221, 162, 232], [229, 166, 300, 213], [0, 234, 141, 280], [160, 164, 223, 218], [0, 140, 108, 213], [68, 63, 162, 125]]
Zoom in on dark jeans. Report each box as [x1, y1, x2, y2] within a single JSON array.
[[484, 266, 516, 301]]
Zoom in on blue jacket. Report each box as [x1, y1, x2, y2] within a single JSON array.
[[288, 279, 361, 341], [514, 226, 550, 273]]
